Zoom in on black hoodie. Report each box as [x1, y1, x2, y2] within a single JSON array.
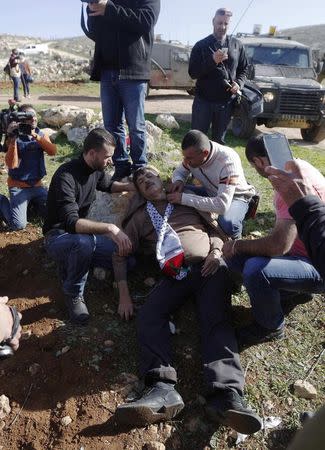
[[85, 0, 160, 81]]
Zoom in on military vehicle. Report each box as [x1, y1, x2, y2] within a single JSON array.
[[148, 39, 195, 94], [232, 35, 325, 143]]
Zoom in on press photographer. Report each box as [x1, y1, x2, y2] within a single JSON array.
[[0, 104, 57, 230]]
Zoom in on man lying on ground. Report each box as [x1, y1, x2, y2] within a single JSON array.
[[112, 166, 262, 435]]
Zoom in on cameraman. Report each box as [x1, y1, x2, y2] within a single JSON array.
[[0, 296, 22, 353], [0, 104, 56, 230]]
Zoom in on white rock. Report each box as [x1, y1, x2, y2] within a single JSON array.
[[67, 127, 89, 146], [0, 395, 11, 419], [41, 105, 83, 127], [0, 420, 5, 430], [293, 380, 318, 399], [72, 109, 95, 128], [250, 230, 262, 238], [144, 443, 165, 450], [146, 120, 163, 141], [59, 123, 73, 136], [156, 114, 179, 130], [61, 415, 72, 426]]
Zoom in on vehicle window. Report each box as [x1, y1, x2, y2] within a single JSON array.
[[245, 45, 309, 68], [173, 51, 189, 62]]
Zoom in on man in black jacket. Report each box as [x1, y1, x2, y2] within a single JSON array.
[[43, 128, 134, 325], [189, 8, 248, 144], [85, 0, 161, 180], [266, 160, 325, 279]]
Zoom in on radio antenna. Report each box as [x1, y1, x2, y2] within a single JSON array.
[[231, 0, 256, 36]]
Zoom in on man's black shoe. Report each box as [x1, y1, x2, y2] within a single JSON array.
[[115, 382, 184, 426], [65, 295, 89, 325], [237, 321, 284, 348], [206, 390, 262, 435], [280, 292, 313, 315]]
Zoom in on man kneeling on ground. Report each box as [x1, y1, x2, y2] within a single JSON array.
[[113, 166, 262, 434], [43, 128, 134, 325]]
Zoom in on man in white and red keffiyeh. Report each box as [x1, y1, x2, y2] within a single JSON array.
[[112, 166, 262, 434]]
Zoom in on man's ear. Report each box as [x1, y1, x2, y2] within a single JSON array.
[[252, 156, 264, 169], [203, 149, 210, 158]]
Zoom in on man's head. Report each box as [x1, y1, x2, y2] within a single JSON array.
[[181, 130, 210, 168], [11, 48, 18, 55], [213, 8, 232, 40], [19, 104, 38, 130], [83, 128, 115, 171], [245, 134, 270, 178], [133, 166, 165, 201]]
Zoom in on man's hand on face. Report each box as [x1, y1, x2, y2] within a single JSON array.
[[107, 224, 132, 256], [201, 251, 220, 277], [169, 181, 184, 193], [0, 296, 22, 351], [213, 49, 228, 65], [166, 191, 182, 204], [265, 160, 314, 207], [88, 0, 108, 16]]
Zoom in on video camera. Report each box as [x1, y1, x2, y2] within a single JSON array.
[[0, 110, 34, 151]]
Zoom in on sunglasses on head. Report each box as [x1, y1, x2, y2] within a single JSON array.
[[216, 9, 232, 17]]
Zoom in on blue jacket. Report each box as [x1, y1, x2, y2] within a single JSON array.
[[9, 129, 46, 186], [85, 0, 160, 81]]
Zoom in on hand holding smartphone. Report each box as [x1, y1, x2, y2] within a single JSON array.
[[263, 133, 293, 170]]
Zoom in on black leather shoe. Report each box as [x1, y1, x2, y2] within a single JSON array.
[[206, 390, 262, 435], [237, 321, 284, 349], [65, 295, 89, 325], [115, 382, 184, 426]]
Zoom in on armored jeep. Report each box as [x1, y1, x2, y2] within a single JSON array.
[[232, 35, 325, 143], [148, 39, 195, 94]]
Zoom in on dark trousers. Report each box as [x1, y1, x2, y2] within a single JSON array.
[[137, 263, 244, 396], [191, 95, 234, 145]]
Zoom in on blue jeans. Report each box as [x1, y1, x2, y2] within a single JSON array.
[[228, 254, 325, 330], [191, 95, 234, 145], [44, 231, 118, 298], [9, 186, 48, 230], [185, 185, 249, 239], [100, 69, 147, 178], [11, 76, 20, 101]]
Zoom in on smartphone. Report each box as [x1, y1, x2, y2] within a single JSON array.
[[263, 133, 293, 170], [221, 47, 228, 56]]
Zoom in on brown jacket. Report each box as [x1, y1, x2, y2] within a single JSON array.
[[113, 194, 229, 282]]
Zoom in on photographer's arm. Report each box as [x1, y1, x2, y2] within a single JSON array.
[[5, 138, 19, 169], [32, 132, 57, 156]]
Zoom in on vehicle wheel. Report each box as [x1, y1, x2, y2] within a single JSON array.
[[232, 105, 256, 139], [301, 124, 325, 143]]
